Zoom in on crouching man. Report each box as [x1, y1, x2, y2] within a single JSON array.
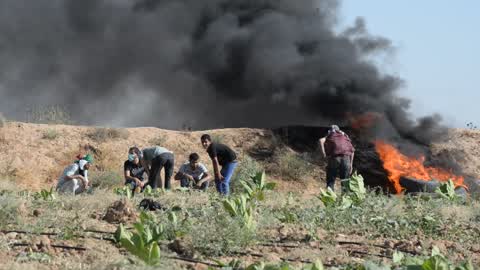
[[124, 148, 148, 192], [174, 153, 212, 191], [56, 156, 93, 195]]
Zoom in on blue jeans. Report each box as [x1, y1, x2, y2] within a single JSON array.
[[215, 162, 238, 195]]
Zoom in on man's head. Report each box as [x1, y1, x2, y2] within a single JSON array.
[[79, 159, 91, 171], [189, 153, 200, 169], [327, 125, 341, 135], [200, 134, 212, 149], [129, 146, 143, 160]]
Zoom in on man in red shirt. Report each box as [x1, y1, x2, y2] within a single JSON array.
[[319, 125, 355, 191]]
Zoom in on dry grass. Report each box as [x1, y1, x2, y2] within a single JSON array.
[[87, 128, 129, 142], [41, 128, 60, 140]]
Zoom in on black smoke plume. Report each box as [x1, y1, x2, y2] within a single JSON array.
[[0, 0, 446, 143]]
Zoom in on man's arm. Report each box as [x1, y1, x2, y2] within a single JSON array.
[[319, 137, 327, 158], [141, 159, 150, 176], [211, 157, 223, 180], [196, 172, 212, 186], [125, 170, 144, 187], [349, 151, 355, 175]]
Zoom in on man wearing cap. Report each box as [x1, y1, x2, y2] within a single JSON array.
[[319, 125, 355, 191], [56, 156, 93, 195]]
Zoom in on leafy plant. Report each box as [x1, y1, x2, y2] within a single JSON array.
[[435, 180, 459, 201], [223, 194, 255, 230], [113, 186, 133, 199], [33, 188, 56, 201], [318, 187, 337, 207], [346, 171, 366, 203], [114, 212, 163, 265], [240, 171, 276, 201]]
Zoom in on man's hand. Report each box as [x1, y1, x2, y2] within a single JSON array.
[[217, 174, 225, 181], [135, 179, 144, 188]]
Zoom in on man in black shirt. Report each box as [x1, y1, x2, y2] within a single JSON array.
[[201, 134, 238, 195], [124, 148, 148, 192]]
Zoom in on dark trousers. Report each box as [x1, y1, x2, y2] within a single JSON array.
[[148, 152, 174, 190], [180, 175, 210, 191], [326, 155, 351, 191]]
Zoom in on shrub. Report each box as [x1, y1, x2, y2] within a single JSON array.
[[274, 151, 312, 181], [87, 128, 129, 142], [90, 170, 123, 189], [42, 128, 60, 140], [149, 135, 167, 146], [0, 194, 21, 228], [231, 155, 263, 193]]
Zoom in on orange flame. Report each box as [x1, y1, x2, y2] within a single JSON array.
[[375, 140, 465, 193]]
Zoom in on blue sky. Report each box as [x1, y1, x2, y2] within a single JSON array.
[[340, 1, 479, 128]]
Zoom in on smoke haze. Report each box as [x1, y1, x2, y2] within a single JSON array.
[[0, 0, 445, 143]]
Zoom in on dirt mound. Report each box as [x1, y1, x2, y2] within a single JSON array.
[[0, 122, 479, 193], [103, 199, 138, 224]]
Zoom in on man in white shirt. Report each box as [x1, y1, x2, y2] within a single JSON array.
[[174, 153, 212, 191], [56, 159, 91, 195]]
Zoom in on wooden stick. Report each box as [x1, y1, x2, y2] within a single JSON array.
[[11, 243, 87, 251], [166, 256, 221, 267]]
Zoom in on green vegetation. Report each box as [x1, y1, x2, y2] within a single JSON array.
[[33, 188, 56, 201], [41, 128, 60, 140], [274, 151, 313, 181], [0, 170, 478, 269]]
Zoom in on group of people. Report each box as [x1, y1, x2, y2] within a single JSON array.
[[56, 134, 239, 196], [56, 126, 355, 196]]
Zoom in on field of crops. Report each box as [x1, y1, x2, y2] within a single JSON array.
[[0, 170, 478, 270]]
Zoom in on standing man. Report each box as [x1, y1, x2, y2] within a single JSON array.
[[201, 134, 238, 195], [131, 145, 174, 190], [174, 153, 212, 191], [319, 125, 355, 191]]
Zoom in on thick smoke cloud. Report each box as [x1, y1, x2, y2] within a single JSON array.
[[0, 0, 445, 143]]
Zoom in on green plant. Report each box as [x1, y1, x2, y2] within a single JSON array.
[[435, 180, 459, 201], [346, 171, 366, 203], [231, 155, 263, 193], [87, 127, 129, 142], [42, 128, 60, 140], [33, 188, 56, 201], [240, 171, 276, 201], [113, 185, 133, 199], [318, 187, 337, 207], [223, 194, 255, 230], [115, 212, 163, 265]]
